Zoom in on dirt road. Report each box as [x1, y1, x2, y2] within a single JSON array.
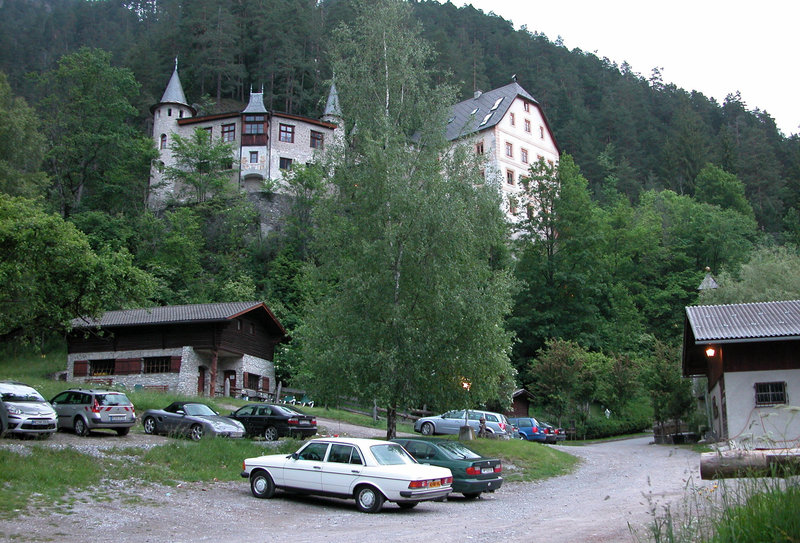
[[0, 432, 704, 542]]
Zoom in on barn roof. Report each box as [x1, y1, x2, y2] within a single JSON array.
[[71, 301, 286, 336], [685, 300, 800, 343]]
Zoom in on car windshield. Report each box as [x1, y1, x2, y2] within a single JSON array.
[[97, 393, 131, 406], [370, 443, 417, 465], [184, 404, 216, 416], [0, 388, 45, 402], [436, 441, 482, 460]]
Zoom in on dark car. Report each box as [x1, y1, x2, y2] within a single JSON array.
[[142, 402, 245, 441], [541, 421, 557, 444], [507, 417, 547, 443], [391, 437, 502, 499], [229, 403, 317, 441]]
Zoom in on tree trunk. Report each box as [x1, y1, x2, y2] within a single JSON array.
[[385, 403, 397, 440], [700, 449, 800, 480]]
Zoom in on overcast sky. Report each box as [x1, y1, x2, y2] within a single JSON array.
[[444, 1, 799, 136]]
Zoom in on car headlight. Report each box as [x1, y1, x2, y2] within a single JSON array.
[[6, 406, 23, 416]]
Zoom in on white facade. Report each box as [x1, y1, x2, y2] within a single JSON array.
[[710, 369, 800, 448]]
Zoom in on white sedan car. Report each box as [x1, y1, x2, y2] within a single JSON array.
[[241, 437, 453, 512]]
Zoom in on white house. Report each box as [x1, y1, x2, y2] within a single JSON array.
[[446, 80, 560, 223], [683, 300, 800, 447]]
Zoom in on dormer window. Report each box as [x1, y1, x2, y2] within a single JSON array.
[[479, 113, 492, 126], [470, 108, 479, 115], [490, 97, 503, 111]]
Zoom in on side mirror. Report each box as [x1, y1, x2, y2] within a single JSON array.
[[289, 452, 299, 460], [177, 409, 185, 415]]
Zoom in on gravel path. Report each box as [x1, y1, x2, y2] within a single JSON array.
[[0, 430, 704, 542]]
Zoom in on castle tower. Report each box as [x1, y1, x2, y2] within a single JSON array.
[[239, 87, 269, 192], [149, 59, 196, 206], [321, 81, 345, 150]]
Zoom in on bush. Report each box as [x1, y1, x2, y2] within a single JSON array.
[[577, 412, 651, 440]]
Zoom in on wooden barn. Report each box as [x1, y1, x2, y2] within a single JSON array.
[[682, 299, 800, 447], [66, 302, 287, 398]]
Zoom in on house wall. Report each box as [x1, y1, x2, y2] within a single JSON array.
[[719, 368, 800, 447], [67, 347, 184, 391]]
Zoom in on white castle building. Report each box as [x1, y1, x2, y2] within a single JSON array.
[[148, 60, 343, 207], [149, 62, 559, 223]]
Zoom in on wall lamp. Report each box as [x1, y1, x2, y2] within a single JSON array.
[[705, 346, 716, 358]]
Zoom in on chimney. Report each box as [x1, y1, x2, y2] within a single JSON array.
[[474, 90, 482, 99]]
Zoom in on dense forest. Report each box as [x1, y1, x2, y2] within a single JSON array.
[[2, 0, 799, 435]]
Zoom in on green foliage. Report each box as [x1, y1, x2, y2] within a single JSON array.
[[0, 195, 154, 344], [641, 340, 695, 428], [710, 486, 800, 543], [466, 437, 579, 482], [163, 128, 237, 203], [694, 163, 754, 218], [295, 0, 515, 437], [36, 47, 155, 217], [0, 72, 48, 198], [699, 245, 800, 304]]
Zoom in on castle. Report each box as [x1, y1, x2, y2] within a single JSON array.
[[149, 61, 559, 222]]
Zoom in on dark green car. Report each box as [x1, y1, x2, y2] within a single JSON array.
[[391, 438, 502, 499]]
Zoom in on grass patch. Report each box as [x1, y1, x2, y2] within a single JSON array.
[[466, 438, 580, 482], [0, 447, 104, 518], [302, 405, 416, 435]]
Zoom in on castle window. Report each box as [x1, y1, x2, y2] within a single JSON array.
[[524, 119, 531, 133], [505, 142, 513, 158], [521, 148, 529, 164], [203, 127, 212, 139], [222, 124, 235, 142], [167, 108, 172, 117], [506, 170, 514, 185], [250, 151, 258, 164], [524, 102, 530, 113], [179, 110, 184, 118], [279, 124, 295, 143], [310, 130, 324, 149], [509, 112, 515, 126], [540, 126, 545, 139], [279, 157, 293, 170], [160, 134, 167, 149], [476, 141, 484, 155], [244, 115, 265, 135]]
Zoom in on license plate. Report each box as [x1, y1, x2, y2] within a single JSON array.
[[109, 415, 126, 421], [429, 480, 441, 488], [481, 467, 494, 474], [31, 420, 50, 425], [300, 420, 310, 425]]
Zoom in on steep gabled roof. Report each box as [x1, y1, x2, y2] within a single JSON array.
[[446, 82, 558, 153], [685, 300, 800, 343], [72, 301, 286, 336], [242, 90, 267, 114]]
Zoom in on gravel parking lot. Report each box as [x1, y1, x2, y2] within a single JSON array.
[[0, 427, 704, 542]]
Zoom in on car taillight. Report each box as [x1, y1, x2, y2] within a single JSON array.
[[494, 464, 502, 473], [408, 480, 429, 488], [91, 399, 101, 413], [311, 418, 316, 425], [442, 476, 453, 484], [466, 466, 481, 476], [287, 417, 298, 425], [499, 422, 506, 431], [533, 426, 539, 432]]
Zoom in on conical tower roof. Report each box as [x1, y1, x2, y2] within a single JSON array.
[[151, 58, 195, 113], [323, 81, 342, 120], [242, 87, 267, 114]]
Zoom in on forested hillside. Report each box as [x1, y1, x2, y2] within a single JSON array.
[[2, 0, 799, 430], [2, 0, 797, 233]]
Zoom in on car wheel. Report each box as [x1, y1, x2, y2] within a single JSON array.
[[189, 424, 204, 441], [420, 422, 435, 436], [250, 470, 275, 499], [463, 492, 481, 500], [397, 502, 418, 509], [116, 427, 130, 436], [355, 485, 384, 513], [263, 426, 279, 441], [73, 417, 89, 436], [143, 416, 157, 435]]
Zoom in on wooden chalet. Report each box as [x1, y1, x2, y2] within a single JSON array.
[[67, 302, 287, 398]]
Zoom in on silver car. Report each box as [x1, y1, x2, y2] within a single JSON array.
[[414, 409, 510, 437], [50, 389, 136, 436], [142, 401, 245, 441], [0, 381, 57, 437]]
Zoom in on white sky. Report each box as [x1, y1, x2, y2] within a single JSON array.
[[445, 1, 799, 136]]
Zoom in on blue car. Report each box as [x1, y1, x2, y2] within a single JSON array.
[[507, 417, 547, 442]]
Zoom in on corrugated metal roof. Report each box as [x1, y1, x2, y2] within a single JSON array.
[[446, 82, 537, 141], [72, 302, 269, 329], [685, 300, 800, 342]]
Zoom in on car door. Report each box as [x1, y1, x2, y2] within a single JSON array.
[[282, 441, 329, 491], [232, 405, 258, 435], [321, 444, 364, 495], [439, 410, 466, 434], [50, 391, 72, 429]]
